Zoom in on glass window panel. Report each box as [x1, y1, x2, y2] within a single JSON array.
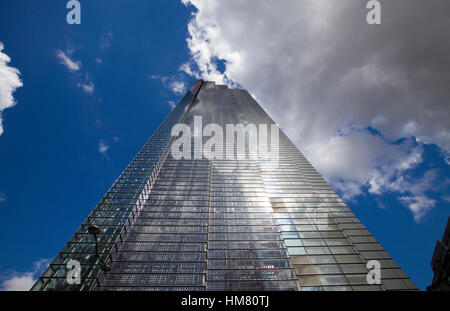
[[318, 275, 348, 286], [285, 239, 303, 247], [287, 247, 307, 255]]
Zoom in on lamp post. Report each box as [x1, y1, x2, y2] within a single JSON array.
[[87, 225, 112, 273]]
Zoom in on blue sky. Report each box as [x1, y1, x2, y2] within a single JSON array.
[[0, 1, 449, 290]]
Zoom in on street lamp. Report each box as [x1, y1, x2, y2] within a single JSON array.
[[87, 225, 112, 272]]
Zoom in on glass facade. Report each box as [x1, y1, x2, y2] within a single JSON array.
[[32, 80, 417, 291]]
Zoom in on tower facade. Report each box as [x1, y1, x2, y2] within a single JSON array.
[[32, 80, 417, 291]]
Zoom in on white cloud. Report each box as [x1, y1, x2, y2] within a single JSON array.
[[376, 198, 387, 210], [168, 81, 186, 95], [100, 32, 113, 50], [78, 73, 95, 94], [55, 49, 81, 71], [400, 195, 436, 223], [1, 258, 50, 291], [98, 140, 110, 155], [1, 273, 35, 291], [95, 32, 113, 66], [57, 49, 95, 94], [77, 82, 94, 94], [389, 169, 439, 222], [151, 75, 186, 95], [0, 192, 5, 203], [168, 100, 177, 110], [179, 62, 197, 78], [180, 0, 450, 220], [151, 74, 167, 83], [0, 42, 23, 136]]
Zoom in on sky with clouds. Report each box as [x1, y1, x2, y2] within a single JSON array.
[[0, 1, 448, 290]]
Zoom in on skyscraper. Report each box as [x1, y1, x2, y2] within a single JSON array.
[[32, 80, 417, 291]]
